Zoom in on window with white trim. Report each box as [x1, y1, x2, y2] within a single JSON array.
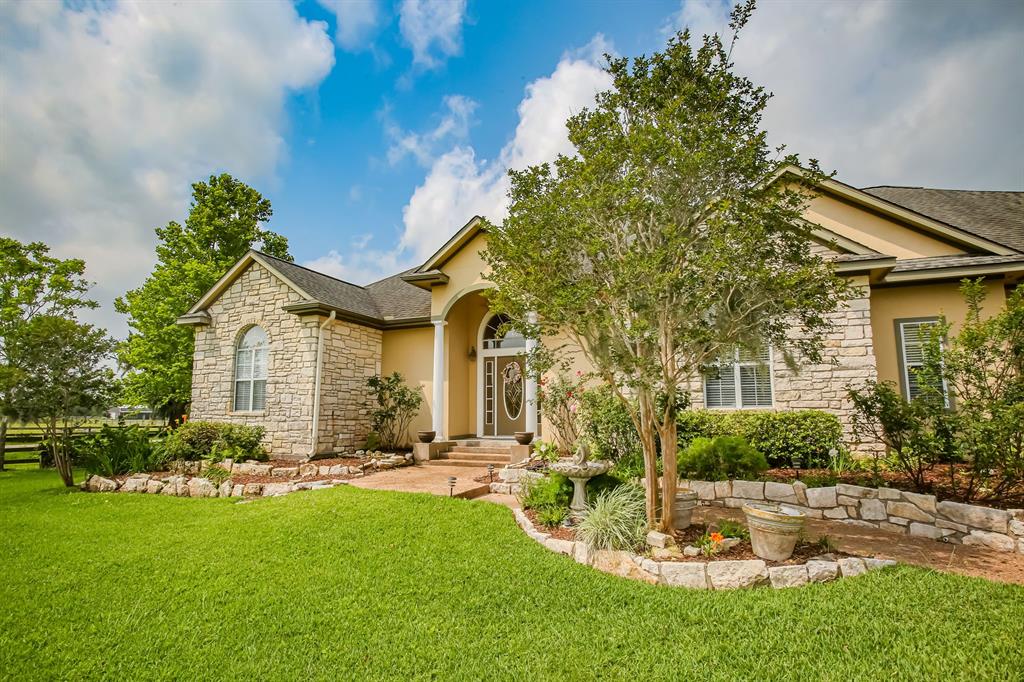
[[234, 326, 268, 411], [897, 319, 948, 404], [704, 345, 773, 408]]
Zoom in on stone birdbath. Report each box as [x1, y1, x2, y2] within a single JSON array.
[[548, 443, 611, 518]]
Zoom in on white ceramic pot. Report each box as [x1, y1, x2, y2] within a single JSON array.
[[742, 502, 807, 561]]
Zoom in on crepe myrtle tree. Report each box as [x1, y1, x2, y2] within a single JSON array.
[[483, 5, 851, 530]]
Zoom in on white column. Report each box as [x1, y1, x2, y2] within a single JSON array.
[[431, 320, 446, 441], [524, 311, 538, 436]]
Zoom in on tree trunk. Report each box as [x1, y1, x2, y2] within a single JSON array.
[[658, 417, 678, 533], [0, 415, 8, 472], [54, 432, 74, 487], [637, 392, 660, 528]]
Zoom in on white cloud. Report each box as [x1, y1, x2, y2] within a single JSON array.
[[665, 0, 1024, 190], [398, 0, 467, 69], [397, 37, 615, 260], [317, 0, 380, 50], [303, 245, 414, 286], [385, 94, 478, 166], [0, 1, 335, 338]]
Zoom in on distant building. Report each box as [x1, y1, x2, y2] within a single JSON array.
[[106, 405, 155, 421]]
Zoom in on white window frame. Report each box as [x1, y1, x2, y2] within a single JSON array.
[[703, 346, 774, 409], [896, 318, 949, 406], [234, 326, 268, 412]]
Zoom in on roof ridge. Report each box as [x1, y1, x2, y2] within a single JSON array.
[[253, 250, 369, 291]]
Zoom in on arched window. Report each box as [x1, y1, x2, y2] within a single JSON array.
[[481, 314, 525, 350], [234, 326, 268, 411]]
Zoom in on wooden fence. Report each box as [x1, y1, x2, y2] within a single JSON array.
[[2, 423, 166, 465]]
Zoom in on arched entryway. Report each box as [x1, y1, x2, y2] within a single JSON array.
[[477, 313, 527, 437]]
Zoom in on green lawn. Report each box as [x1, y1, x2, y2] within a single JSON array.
[[1, 469, 1022, 681]]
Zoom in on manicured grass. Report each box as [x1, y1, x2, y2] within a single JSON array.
[[1, 469, 1021, 680]]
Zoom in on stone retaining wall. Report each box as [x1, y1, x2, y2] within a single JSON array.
[[683, 479, 1024, 554], [514, 508, 895, 590]]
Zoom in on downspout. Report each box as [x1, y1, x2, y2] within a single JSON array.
[[310, 310, 336, 457]]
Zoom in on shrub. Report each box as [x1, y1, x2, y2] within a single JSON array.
[[204, 465, 232, 486], [161, 421, 266, 462], [677, 409, 842, 468], [535, 505, 568, 528], [677, 436, 768, 481], [518, 473, 572, 510], [585, 472, 623, 504], [580, 385, 642, 463], [531, 439, 560, 463], [576, 484, 648, 552], [367, 372, 423, 450], [78, 425, 167, 477]]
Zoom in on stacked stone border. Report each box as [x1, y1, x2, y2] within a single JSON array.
[[493, 472, 1024, 555], [680, 479, 1024, 555], [80, 452, 414, 499], [513, 508, 894, 590]]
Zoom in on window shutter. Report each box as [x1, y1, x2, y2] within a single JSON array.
[[900, 320, 939, 401]]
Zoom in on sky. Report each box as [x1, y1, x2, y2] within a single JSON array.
[[2, 0, 1022, 339]]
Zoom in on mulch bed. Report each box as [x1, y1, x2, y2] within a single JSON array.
[[523, 508, 577, 541], [761, 464, 1024, 509], [659, 522, 854, 566]]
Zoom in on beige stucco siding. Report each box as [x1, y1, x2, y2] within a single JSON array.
[[870, 280, 1007, 390], [381, 326, 434, 442], [431, 233, 491, 318], [804, 193, 964, 259]]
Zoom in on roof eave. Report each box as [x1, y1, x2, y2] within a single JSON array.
[[415, 216, 485, 274], [400, 270, 450, 289], [883, 261, 1024, 285], [280, 301, 433, 330], [175, 311, 212, 326]]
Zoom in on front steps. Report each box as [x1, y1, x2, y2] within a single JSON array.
[[424, 439, 513, 469]]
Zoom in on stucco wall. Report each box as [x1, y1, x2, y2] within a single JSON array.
[[870, 280, 1007, 390], [381, 326, 434, 443]]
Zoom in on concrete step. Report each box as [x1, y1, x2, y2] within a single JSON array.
[[454, 439, 514, 450], [455, 483, 493, 500], [425, 458, 505, 468], [440, 452, 511, 463], [448, 447, 512, 457]]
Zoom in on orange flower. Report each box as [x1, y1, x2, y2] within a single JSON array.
[[710, 532, 724, 543]]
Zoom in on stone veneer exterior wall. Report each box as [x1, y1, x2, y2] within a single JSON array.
[[190, 262, 381, 460], [685, 277, 880, 453]]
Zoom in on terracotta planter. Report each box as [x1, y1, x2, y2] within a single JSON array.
[[742, 503, 806, 561], [514, 431, 534, 446], [416, 430, 436, 444], [672, 489, 699, 530]]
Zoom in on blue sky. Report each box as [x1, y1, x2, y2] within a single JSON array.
[[2, 0, 1022, 337]]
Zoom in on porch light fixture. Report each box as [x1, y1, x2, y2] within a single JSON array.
[[468, 345, 476, 360], [448, 476, 457, 497]]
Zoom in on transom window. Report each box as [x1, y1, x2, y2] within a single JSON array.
[[481, 314, 525, 350], [704, 345, 773, 409], [897, 318, 948, 405], [234, 326, 268, 411]]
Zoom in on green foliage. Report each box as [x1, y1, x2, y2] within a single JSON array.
[[518, 473, 572, 510], [367, 372, 423, 450], [715, 519, 750, 541], [534, 505, 568, 528], [482, 10, 851, 528], [115, 174, 292, 417], [576, 484, 648, 552], [677, 436, 768, 481], [364, 431, 381, 451], [537, 371, 586, 454], [585, 473, 624, 504], [161, 421, 266, 463], [532, 439, 560, 463], [78, 425, 167, 477], [204, 465, 232, 487], [677, 409, 843, 468], [580, 384, 642, 463], [851, 280, 1024, 503]]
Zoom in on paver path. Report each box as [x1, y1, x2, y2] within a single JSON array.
[[348, 464, 491, 499]]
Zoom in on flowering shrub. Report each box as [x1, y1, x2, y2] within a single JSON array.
[[537, 371, 587, 455]]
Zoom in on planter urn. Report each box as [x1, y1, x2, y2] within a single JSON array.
[[672, 489, 699, 530], [416, 430, 436, 444], [513, 431, 534, 446], [742, 503, 807, 561]]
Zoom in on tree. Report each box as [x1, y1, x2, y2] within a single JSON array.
[[116, 174, 292, 419], [10, 316, 116, 486], [0, 238, 96, 471], [366, 372, 423, 450], [483, 5, 850, 531]]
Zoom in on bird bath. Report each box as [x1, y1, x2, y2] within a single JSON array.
[[549, 459, 612, 516]]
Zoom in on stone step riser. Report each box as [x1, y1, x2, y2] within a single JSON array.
[[426, 459, 506, 468], [447, 450, 512, 458]]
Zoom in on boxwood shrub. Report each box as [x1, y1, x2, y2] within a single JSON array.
[[676, 409, 842, 468], [160, 421, 267, 462]]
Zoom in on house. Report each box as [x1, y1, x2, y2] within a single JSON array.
[[177, 169, 1024, 461]]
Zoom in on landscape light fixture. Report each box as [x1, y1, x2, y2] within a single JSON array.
[[448, 476, 457, 497], [487, 463, 495, 482]]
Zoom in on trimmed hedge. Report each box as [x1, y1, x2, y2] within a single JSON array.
[[676, 409, 843, 468]]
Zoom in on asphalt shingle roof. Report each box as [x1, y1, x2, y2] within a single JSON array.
[[255, 252, 430, 323], [861, 186, 1024, 253], [889, 254, 1024, 273]]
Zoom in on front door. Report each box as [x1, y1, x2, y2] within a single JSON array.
[[483, 355, 525, 436]]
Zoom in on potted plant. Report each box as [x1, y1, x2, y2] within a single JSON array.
[[742, 503, 806, 561], [417, 430, 436, 443], [514, 431, 534, 445]]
